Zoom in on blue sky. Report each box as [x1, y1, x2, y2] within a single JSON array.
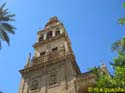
[[0, 0, 125, 93]]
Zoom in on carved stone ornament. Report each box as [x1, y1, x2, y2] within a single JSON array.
[[31, 79, 39, 90]]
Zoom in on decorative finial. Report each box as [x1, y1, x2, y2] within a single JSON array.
[[26, 52, 31, 67], [45, 16, 59, 27], [101, 63, 106, 68], [101, 63, 107, 72]]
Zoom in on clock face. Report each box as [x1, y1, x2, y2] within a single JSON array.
[[31, 79, 39, 90]]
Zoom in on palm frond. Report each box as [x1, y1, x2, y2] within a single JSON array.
[[0, 17, 9, 22], [0, 8, 8, 16], [0, 14, 15, 22], [0, 3, 6, 10], [0, 3, 15, 22], [0, 3, 15, 49], [0, 28, 9, 45], [1, 23, 15, 34], [5, 14, 15, 18]]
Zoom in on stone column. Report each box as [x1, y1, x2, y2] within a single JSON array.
[[52, 30, 55, 37], [44, 33, 47, 40]]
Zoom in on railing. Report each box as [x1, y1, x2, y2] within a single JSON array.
[[30, 49, 65, 66]]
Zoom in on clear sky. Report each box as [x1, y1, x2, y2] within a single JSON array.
[[0, 0, 125, 93]]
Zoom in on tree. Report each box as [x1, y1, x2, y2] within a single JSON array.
[[88, 2, 125, 92], [0, 3, 15, 49], [118, 2, 125, 25], [110, 3, 125, 87]]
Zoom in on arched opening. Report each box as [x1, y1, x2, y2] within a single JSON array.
[[47, 31, 52, 39], [55, 30, 60, 36], [39, 36, 44, 42]]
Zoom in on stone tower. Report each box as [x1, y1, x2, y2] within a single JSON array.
[[19, 16, 81, 93]]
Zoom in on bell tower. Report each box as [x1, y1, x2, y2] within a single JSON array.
[[19, 16, 81, 93]]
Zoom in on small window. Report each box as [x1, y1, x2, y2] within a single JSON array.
[[39, 36, 44, 42], [52, 47, 58, 52], [40, 52, 45, 56], [47, 31, 52, 39], [55, 30, 60, 36]]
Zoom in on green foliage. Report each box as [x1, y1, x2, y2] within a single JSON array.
[[111, 37, 125, 87], [118, 17, 125, 25], [96, 73, 112, 88], [88, 66, 100, 79], [113, 66, 125, 87], [0, 3, 15, 49], [90, 65, 125, 90], [118, 2, 125, 25], [93, 38, 125, 89], [123, 2, 125, 8]]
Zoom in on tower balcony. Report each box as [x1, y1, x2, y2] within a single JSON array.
[[30, 49, 65, 67]]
